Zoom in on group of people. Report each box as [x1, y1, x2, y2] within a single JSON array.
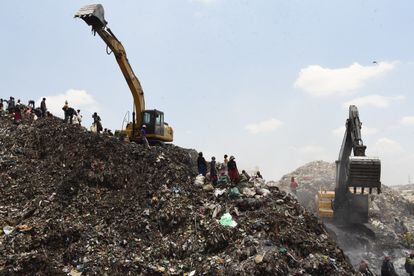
[[0, 97, 49, 124], [197, 152, 263, 185], [358, 253, 414, 275], [0, 97, 110, 136]]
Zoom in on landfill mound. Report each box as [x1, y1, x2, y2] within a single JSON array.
[[278, 161, 414, 274], [392, 184, 414, 202], [0, 117, 355, 275]]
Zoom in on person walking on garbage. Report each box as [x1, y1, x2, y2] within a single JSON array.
[[210, 157, 218, 185], [290, 176, 299, 195], [358, 260, 375, 276], [381, 256, 398, 276], [92, 112, 103, 133], [227, 156, 239, 183], [40, 98, 47, 117], [405, 252, 414, 276], [197, 152, 207, 176], [140, 125, 150, 149], [256, 171, 263, 179]]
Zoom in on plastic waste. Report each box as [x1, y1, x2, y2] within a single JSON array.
[[214, 189, 226, 197], [194, 175, 205, 186], [219, 213, 237, 227], [3, 225, 14, 235], [229, 187, 241, 198]]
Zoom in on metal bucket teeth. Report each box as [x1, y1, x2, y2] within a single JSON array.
[[348, 156, 381, 192], [74, 4, 107, 30]]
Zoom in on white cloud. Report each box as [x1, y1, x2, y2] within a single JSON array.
[[400, 116, 414, 126], [343, 94, 404, 109], [373, 137, 403, 155], [38, 89, 100, 119], [245, 118, 283, 134], [294, 61, 396, 96]]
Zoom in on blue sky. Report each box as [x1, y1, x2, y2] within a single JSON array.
[[1, 1, 414, 185]]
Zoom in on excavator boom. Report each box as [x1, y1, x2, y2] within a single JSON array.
[[75, 4, 145, 126]]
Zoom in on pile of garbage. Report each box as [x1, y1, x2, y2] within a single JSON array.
[[392, 184, 414, 202], [278, 161, 414, 274], [0, 117, 355, 275]]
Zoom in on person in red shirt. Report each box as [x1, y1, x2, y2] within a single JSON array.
[[290, 176, 298, 195]]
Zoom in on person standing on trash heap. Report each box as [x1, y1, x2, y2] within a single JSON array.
[[227, 156, 239, 183], [210, 157, 218, 185], [16, 99, 22, 109], [197, 152, 207, 176], [290, 176, 299, 195], [140, 125, 150, 149], [74, 109, 82, 125], [0, 99, 4, 114], [92, 112, 103, 133], [7, 96, 15, 114], [358, 260, 375, 276], [28, 100, 35, 109], [223, 154, 229, 174], [256, 171, 263, 179], [62, 101, 69, 123], [40, 98, 47, 117], [381, 256, 398, 276], [12, 105, 22, 125], [405, 252, 414, 276]]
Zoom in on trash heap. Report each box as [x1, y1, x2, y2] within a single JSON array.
[[0, 117, 356, 275], [392, 184, 414, 202], [278, 161, 414, 274]]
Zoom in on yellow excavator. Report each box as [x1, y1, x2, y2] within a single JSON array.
[[75, 4, 173, 143], [318, 105, 381, 224]]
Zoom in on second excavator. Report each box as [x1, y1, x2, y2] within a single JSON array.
[[318, 105, 381, 224], [75, 4, 173, 143]]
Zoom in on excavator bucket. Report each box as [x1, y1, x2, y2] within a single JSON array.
[[74, 4, 107, 30], [348, 156, 381, 193]]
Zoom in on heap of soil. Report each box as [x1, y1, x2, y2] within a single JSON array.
[[0, 117, 355, 275]]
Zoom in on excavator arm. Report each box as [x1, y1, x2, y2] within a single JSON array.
[[75, 4, 145, 127], [333, 105, 381, 224]]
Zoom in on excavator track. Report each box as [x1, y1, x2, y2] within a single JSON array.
[[348, 156, 381, 191]]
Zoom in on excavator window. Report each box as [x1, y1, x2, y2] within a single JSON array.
[[156, 113, 162, 126], [143, 112, 151, 125]]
